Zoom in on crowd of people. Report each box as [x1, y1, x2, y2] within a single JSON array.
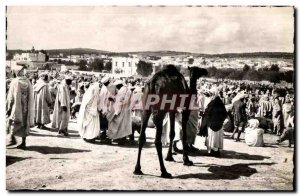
[[6, 65, 295, 157]]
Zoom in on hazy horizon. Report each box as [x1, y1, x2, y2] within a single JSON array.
[[6, 47, 295, 55], [7, 6, 294, 54]]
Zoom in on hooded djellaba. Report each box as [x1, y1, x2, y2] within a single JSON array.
[[77, 80, 101, 142], [52, 75, 72, 136], [106, 80, 133, 145], [33, 72, 53, 129], [6, 64, 35, 149], [198, 86, 227, 157]]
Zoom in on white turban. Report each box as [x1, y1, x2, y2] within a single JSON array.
[[101, 76, 110, 84], [113, 80, 123, 86]]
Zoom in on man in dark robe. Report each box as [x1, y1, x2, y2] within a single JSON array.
[[230, 94, 247, 142], [198, 90, 227, 156]]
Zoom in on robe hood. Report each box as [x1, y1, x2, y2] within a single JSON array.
[[33, 80, 47, 92]]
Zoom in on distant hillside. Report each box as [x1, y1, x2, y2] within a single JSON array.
[[127, 50, 192, 57], [6, 48, 110, 60], [194, 52, 294, 59], [46, 48, 110, 56], [6, 48, 294, 60], [126, 51, 294, 59]]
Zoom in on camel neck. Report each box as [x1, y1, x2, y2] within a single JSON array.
[[189, 78, 197, 95]]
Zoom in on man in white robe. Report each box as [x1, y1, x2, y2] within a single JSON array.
[[98, 76, 113, 141], [77, 82, 101, 142], [245, 119, 264, 147], [33, 72, 52, 129], [52, 76, 72, 136], [106, 80, 132, 145]]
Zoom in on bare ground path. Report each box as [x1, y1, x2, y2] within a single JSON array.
[[6, 119, 294, 191]]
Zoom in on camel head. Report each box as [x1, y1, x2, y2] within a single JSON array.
[[188, 66, 208, 80]]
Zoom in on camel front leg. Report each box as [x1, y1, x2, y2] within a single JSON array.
[[182, 111, 193, 166], [133, 110, 151, 175]]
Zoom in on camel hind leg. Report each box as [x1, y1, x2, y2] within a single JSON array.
[[165, 112, 175, 162], [153, 110, 172, 178], [133, 109, 151, 175]]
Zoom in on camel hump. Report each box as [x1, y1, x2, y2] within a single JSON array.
[[162, 65, 180, 76]]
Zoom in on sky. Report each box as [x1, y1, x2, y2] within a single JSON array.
[[6, 6, 294, 54]]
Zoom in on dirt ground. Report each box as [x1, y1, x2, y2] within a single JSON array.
[[6, 118, 294, 191]]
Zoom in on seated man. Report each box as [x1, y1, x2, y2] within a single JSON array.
[[244, 119, 264, 147]]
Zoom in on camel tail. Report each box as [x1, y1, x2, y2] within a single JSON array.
[[142, 81, 152, 112]]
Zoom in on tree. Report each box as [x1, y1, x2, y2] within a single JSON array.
[[188, 58, 194, 64], [78, 59, 87, 66], [243, 64, 250, 72], [136, 60, 153, 77], [89, 58, 104, 72], [269, 64, 280, 72], [265, 71, 281, 83], [243, 70, 263, 81], [283, 71, 294, 83], [258, 66, 269, 72], [207, 66, 217, 77], [104, 61, 112, 71], [65, 60, 73, 65], [78, 64, 88, 71], [40, 49, 49, 62]]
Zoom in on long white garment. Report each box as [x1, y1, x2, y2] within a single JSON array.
[[161, 113, 181, 145], [161, 95, 202, 145], [77, 83, 100, 140], [98, 85, 112, 115], [198, 95, 212, 130], [106, 86, 132, 140], [206, 127, 224, 153], [52, 81, 70, 131], [245, 128, 264, 147]]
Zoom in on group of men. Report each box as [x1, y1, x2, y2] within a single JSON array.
[[6, 64, 294, 152], [77, 75, 135, 145], [6, 65, 139, 148], [197, 81, 295, 148]]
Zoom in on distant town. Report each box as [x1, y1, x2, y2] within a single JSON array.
[[6, 46, 294, 80]]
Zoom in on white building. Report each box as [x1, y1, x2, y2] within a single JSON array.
[[9, 47, 47, 70], [111, 56, 140, 76], [13, 51, 46, 62]]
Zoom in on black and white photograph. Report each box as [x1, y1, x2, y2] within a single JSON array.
[[4, 5, 295, 191]]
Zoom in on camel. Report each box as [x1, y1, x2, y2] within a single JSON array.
[[133, 65, 208, 178]]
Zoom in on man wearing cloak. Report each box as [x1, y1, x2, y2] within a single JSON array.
[[6, 65, 35, 149], [98, 76, 113, 142], [52, 75, 72, 136], [33, 72, 52, 129], [77, 81, 101, 142], [106, 80, 132, 145]]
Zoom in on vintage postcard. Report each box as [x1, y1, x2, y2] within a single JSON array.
[[5, 6, 295, 191]]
